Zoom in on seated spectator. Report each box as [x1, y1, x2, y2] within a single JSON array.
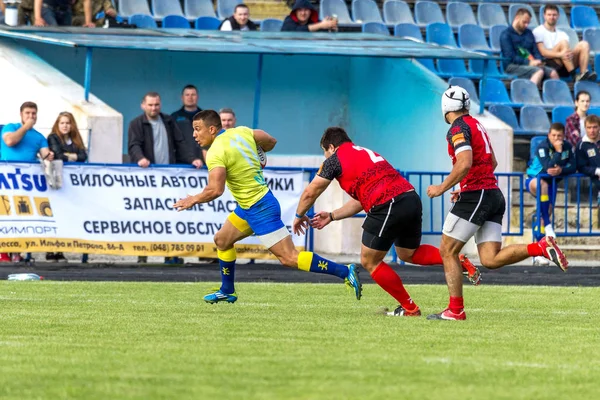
[[565, 91, 591, 148], [170, 84, 206, 163], [0, 2, 5, 25], [73, 0, 115, 27], [500, 8, 558, 87], [526, 123, 576, 240], [576, 114, 600, 202], [534, 5, 596, 82], [18, 0, 34, 26], [34, 0, 86, 27], [281, 0, 337, 32], [0, 101, 54, 263], [219, 108, 236, 129], [219, 4, 257, 31]]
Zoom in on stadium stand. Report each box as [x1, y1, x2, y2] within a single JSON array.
[[575, 81, 600, 106], [394, 22, 422, 41], [383, 1, 414, 26], [217, 0, 240, 19], [583, 28, 600, 55], [352, 0, 383, 24], [480, 78, 518, 107], [261, 18, 283, 32], [508, 4, 539, 29], [489, 104, 525, 134], [449, 77, 479, 104], [129, 14, 157, 29], [552, 106, 575, 125], [437, 58, 478, 79], [563, 27, 580, 50], [414, 1, 444, 27], [489, 24, 506, 52], [511, 79, 544, 107], [543, 80, 574, 107], [446, 2, 477, 30], [184, 0, 217, 19], [362, 22, 389, 35], [152, 0, 184, 19], [118, 0, 152, 19], [520, 105, 551, 135], [426, 22, 457, 48], [477, 3, 507, 30], [458, 24, 492, 52], [571, 6, 600, 33], [195, 16, 221, 30], [469, 59, 511, 79], [162, 15, 191, 28]]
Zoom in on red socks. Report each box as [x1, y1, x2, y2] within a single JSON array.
[[449, 296, 464, 314], [411, 244, 443, 265], [371, 262, 417, 311], [527, 243, 544, 257]]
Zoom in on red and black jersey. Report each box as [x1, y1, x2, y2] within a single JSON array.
[[446, 115, 498, 192], [317, 142, 414, 211]]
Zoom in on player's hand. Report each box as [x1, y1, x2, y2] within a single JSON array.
[[137, 158, 150, 168], [292, 216, 310, 235], [23, 118, 36, 131], [173, 194, 198, 212], [427, 184, 444, 198], [310, 211, 332, 230], [548, 166, 562, 176], [449, 189, 461, 203], [191, 159, 203, 169]]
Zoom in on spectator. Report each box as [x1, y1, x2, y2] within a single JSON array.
[[34, 0, 91, 27], [526, 122, 576, 240], [576, 114, 600, 201], [171, 85, 206, 163], [46, 111, 88, 262], [72, 0, 116, 27], [281, 0, 337, 32], [565, 91, 591, 147], [0, 101, 54, 263], [219, 4, 257, 31], [533, 5, 596, 83], [500, 8, 558, 87], [18, 0, 34, 25], [219, 108, 236, 129], [0, 2, 5, 25]]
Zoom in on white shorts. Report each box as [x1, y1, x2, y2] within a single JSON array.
[[442, 213, 502, 244]]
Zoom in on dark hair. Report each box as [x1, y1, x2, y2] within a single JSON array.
[[549, 122, 565, 133], [585, 114, 600, 127], [576, 90, 591, 102], [142, 92, 160, 102], [320, 127, 352, 149], [544, 5, 559, 14], [20, 101, 37, 112], [234, 4, 249, 12], [219, 107, 236, 116], [182, 84, 198, 94], [193, 109, 222, 129], [514, 8, 532, 19]]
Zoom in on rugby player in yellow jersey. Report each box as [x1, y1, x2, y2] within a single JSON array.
[[173, 110, 361, 303]]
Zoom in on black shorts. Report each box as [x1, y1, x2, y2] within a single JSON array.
[[362, 190, 422, 251], [450, 188, 506, 226], [545, 59, 570, 77]]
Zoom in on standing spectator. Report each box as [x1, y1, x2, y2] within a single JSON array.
[[72, 0, 116, 27], [34, 0, 83, 27], [281, 0, 337, 32], [576, 115, 600, 201], [565, 91, 591, 147], [46, 111, 88, 262], [0, 2, 5, 25], [170, 85, 206, 163], [500, 8, 558, 87], [219, 108, 237, 129], [219, 4, 257, 31], [533, 5, 596, 82], [0, 101, 54, 263], [18, 0, 34, 25]]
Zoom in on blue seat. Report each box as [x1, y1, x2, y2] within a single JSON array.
[[477, 4, 507, 30], [563, 27, 580, 50], [320, 0, 353, 24], [195, 16, 221, 30], [508, 5, 538, 29], [437, 59, 478, 79], [426, 23, 456, 47], [417, 58, 437, 74], [520, 106, 550, 134], [152, 0, 183, 18], [119, 0, 152, 18], [260, 18, 283, 32], [217, 0, 241, 19], [414, 1, 444, 27], [489, 105, 523, 134], [552, 106, 574, 125], [352, 0, 383, 23], [162, 14, 190, 28], [383, 0, 414, 25], [571, 6, 600, 32], [543, 80, 573, 106], [575, 81, 600, 106], [184, 0, 216, 19], [489, 25, 507, 52], [511, 79, 543, 106], [530, 136, 547, 161], [129, 14, 157, 28], [459, 24, 491, 52], [446, 2, 476, 29], [583, 28, 600, 54], [449, 77, 479, 104], [480, 78, 515, 107], [362, 22, 389, 35], [394, 23, 422, 41], [469, 59, 511, 79], [539, 5, 569, 29], [589, 107, 600, 117], [596, 54, 600, 77]]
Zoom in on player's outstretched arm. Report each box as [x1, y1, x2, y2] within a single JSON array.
[[292, 175, 332, 235], [311, 199, 363, 230], [173, 167, 226, 211], [253, 129, 277, 152], [427, 150, 472, 198]]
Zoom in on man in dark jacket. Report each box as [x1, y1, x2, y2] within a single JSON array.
[[170, 85, 206, 163], [576, 114, 600, 197], [219, 4, 257, 31], [281, 0, 337, 32]]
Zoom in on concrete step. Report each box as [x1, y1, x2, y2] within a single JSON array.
[[246, 0, 290, 20]]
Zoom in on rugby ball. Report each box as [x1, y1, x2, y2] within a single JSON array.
[[257, 145, 267, 168]]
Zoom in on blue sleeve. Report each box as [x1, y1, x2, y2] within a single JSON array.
[[1, 123, 18, 134], [37, 131, 49, 148], [500, 31, 525, 65]]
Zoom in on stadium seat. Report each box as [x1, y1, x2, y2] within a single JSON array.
[[489, 25, 507, 52], [575, 81, 600, 106], [480, 78, 516, 107], [469, 59, 511, 79], [489, 105, 524, 134], [563, 27, 580, 50], [320, 0, 353, 24], [414, 1, 444, 27], [530, 136, 547, 160], [417, 58, 437, 74], [195, 16, 221, 30], [449, 77, 479, 104], [552, 106, 574, 125], [426, 23, 457, 48], [352, 0, 383, 24], [162, 15, 190, 28], [217, 0, 241, 19], [508, 4, 538, 29], [394, 23, 423, 41], [539, 5, 569, 29], [543, 80, 573, 106], [477, 4, 507, 30], [260, 18, 283, 32], [589, 107, 600, 117], [184, 0, 216, 19], [446, 2, 476, 30], [383, 1, 414, 25], [571, 6, 600, 32], [437, 59, 478, 79], [362, 22, 389, 35], [129, 14, 157, 29], [511, 79, 543, 106], [458, 24, 492, 52], [583, 29, 600, 55], [596, 54, 600, 77], [118, 0, 152, 18], [520, 106, 550, 134], [152, 0, 184, 19]]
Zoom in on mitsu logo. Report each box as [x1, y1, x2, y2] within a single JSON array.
[[0, 168, 48, 192]]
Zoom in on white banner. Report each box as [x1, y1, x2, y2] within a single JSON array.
[[0, 163, 306, 259]]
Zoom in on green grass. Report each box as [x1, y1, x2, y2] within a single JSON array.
[[1, 282, 599, 400]]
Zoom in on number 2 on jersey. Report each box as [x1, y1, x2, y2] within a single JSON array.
[[353, 146, 384, 163], [476, 122, 492, 154]]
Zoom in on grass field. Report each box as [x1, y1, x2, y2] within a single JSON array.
[[1, 281, 599, 400]]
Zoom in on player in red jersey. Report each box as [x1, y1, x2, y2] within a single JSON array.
[[426, 86, 569, 321], [291, 127, 478, 317]]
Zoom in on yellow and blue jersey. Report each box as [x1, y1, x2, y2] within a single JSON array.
[[206, 126, 268, 209]]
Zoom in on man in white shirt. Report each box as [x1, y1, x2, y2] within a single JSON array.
[[533, 4, 596, 82]]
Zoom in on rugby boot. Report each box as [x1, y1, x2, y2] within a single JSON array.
[[538, 236, 568, 272], [204, 289, 238, 304], [459, 254, 481, 286], [384, 305, 421, 317], [426, 308, 466, 321], [344, 264, 362, 300]]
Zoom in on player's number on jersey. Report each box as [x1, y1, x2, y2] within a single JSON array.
[[476, 123, 492, 154], [353, 146, 384, 163]]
